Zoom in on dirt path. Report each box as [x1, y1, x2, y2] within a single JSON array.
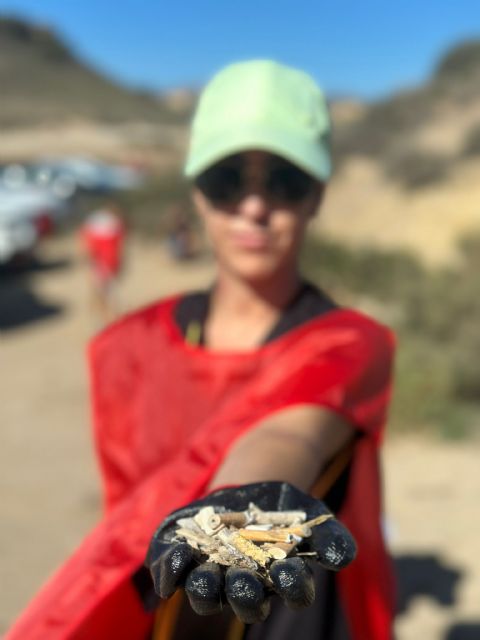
[[1, 234, 479, 638]]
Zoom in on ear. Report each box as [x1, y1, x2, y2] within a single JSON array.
[[308, 181, 326, 218], [191, 187, 207, 221]]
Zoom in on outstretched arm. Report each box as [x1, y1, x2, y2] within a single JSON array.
[[146, 406, 356, 623], [211, 405, 354, 492]]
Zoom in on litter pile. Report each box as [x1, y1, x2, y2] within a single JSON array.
[[173, 503, 332, 580]]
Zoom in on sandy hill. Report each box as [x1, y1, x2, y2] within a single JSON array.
[[0, 16, 191, 167], [0, 16, 191, 126], [321, 41, 480, 264]]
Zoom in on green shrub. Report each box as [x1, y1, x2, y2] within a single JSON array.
[[384, 150, 451, 189], [301, 236, 423, 302]]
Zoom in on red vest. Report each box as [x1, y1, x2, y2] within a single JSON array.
[[81, 222, 124, 276], [7, 297, 396, 640]]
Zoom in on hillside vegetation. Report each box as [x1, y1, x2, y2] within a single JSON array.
[[0, 17, 191, 126], [334, 40, 480, 189]]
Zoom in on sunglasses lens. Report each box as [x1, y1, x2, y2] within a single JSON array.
[[267, 165, 314, 203], [195, 164, 242, 204], [195, 157, 314, 205]]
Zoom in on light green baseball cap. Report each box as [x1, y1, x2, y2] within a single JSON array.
[[184, 60, 331, 181]]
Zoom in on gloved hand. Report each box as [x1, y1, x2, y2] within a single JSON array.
[[146, 482, 356, 624]]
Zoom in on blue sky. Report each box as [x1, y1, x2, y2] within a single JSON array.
[[1, 0, 479, 99]]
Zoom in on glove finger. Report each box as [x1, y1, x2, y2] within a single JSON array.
[[269, 557, 315, 609], [309, 519, 357, 570], [185, 562, 224, 615], [225, 567, 270, 624], [150, 542, 198, 598]]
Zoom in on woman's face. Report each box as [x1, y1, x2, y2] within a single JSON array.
[[192, 151, 323, 284]]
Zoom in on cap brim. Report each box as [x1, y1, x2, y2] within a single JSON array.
[[184, 123, 331, 182]]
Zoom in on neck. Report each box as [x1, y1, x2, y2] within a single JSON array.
[[204, 268, 302, 350], [214, 264, 302, 310]]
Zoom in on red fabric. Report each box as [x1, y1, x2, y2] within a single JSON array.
[[6, 296, 395, 640], [81, 224, 124, 277]]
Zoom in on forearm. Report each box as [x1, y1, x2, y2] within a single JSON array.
[[210, 406, 354, 492]]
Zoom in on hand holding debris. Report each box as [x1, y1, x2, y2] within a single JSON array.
[[146, 482, 356, 624]]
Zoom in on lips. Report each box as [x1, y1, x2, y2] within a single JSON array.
[[231, 231, 270, 250]]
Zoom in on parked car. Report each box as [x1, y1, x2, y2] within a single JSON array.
[[0, 185, 64, 264], [47, 156, 145, 193], [1, 156, 145, 199]]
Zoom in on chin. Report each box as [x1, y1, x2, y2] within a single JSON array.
[[221, 252, 287, 283]]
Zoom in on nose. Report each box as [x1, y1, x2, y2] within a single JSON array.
[[238, 191, 270, 223]]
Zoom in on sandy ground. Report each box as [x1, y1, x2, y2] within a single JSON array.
[[1, 234, 479, 639]]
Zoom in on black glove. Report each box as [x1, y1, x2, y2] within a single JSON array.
[[146, 482, 356, 624]]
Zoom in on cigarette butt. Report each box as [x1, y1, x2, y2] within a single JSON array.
[[175, 527, 214, 547], [249, 507, 306, 526], [271, 541, 299, 555], [218, 512, 249, 527], [262, 540, 299, 560], [265, 546, 287, 560], [207, 514, 222, 530], [231, 533, 270, 567], [304, 514, 333, 528], [238, 529, 293, 543], [281, 525, 311, 537], [194, 506, 224, 535]]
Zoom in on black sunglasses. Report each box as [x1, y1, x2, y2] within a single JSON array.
[[195, 156, 316, 205]]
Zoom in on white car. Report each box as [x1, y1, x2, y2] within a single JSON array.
[[30, 157, 145, 195], [1, 157, 145, 202], [0, 186, 65, 264]]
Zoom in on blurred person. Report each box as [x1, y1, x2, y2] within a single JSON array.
[[7, 61, 395, 640], [80, 203, 126, 325], [165, 203, 196, 261]]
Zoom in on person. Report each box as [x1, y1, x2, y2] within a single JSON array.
[[80, 203, 126, 325], [7, 60, 395, 640], [165, 203, 196, 261]]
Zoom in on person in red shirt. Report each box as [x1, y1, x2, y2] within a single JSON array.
[[80, 203, 126, 324], [7, 61, 396, 640]]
